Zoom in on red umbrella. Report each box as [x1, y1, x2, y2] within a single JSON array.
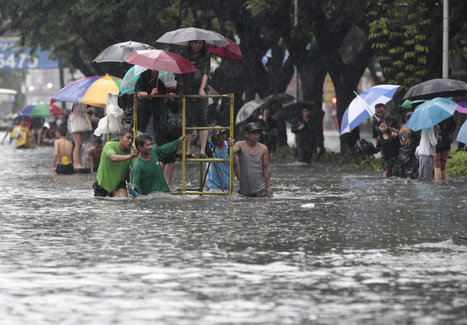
[[207, 36, 242, 61], [48, 103, 65, 117], [124, 49, 197, 74]]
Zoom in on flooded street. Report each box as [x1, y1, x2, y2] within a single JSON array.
[[0, 138, 466, 324]]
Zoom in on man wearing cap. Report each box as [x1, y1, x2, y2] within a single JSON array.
[[205, 127, 234, 191], [232, 122, 273, 198], [372, 103, 400, 138]]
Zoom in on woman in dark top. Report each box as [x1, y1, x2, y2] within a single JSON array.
[[375, 120, 400, 177], [179, 40, 210, 158]]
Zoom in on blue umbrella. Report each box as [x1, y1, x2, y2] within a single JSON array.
[[340, 84, 400, 134], [119, 65, 168, 95], [457, 120, 467, 144], [406, 97, 458, 131]]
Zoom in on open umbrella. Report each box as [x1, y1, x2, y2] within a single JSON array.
[[124, 49, 196, 74], [236, 100, 264, 125], [406, 97, 458, 131], [262, 93, 294, 106], [456, 119, 467, 144], [119, 65, 169, 95], [456, 101, 467, 114], [53, 75, 122, 108], [340, 84, 400, 135], [19, 103, 50, 117], [282, 101, 317, 122], [93, 40, 154, 63], [402, 78, 467, 101], [207, 36, 242, 61], [401, 99, 426, 109], [156, 27, 229, 47]]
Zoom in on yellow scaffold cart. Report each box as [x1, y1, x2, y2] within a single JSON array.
[[133, 93, 235, 195]]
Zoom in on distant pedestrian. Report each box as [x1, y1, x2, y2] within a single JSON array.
[[434, 116, 456, 181], [291, 107, 321, 163], [396, 112, 419, 179], [88, 137, 103, 173], [52, 126, 74, 175], [416, 125, 439, 182]]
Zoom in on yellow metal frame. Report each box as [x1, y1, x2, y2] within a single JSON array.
[[133, 93, 235, 195]]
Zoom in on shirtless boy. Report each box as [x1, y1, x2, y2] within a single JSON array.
[[52, 126, 74, 174], [88, 137, 103, 173]]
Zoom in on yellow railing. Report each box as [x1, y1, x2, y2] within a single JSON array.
[[133, 93, 235, 195]]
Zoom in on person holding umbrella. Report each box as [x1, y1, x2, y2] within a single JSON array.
[[416, 125, 439, 182], [434, 117, 456, 181], [179, 40, 210, 158]]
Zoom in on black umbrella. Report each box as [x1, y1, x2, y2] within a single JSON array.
[[282, 101, 316, 122], [402, 78, 467, 100], [93, 41, 155, 63]]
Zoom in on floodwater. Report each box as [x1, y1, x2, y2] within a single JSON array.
[[0, 136, 466, 325]]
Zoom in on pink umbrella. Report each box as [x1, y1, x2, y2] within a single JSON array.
[[456, 101, 467, 114], [124, 49, 196, 74], [207, 36, 242, 61]]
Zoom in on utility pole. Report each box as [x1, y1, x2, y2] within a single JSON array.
[[442, 0, 449, 78], [294, 0, 299, 101]]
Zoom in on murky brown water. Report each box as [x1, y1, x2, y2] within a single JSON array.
[[0, 140, 466, 324]]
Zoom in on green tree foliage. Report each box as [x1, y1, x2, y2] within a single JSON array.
[[368, 0, 431, 96]]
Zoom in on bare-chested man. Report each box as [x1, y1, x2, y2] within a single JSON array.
[[52, 126, 74, 174]]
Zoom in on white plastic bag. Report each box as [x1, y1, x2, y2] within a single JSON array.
[[94, 93, 124, 136]]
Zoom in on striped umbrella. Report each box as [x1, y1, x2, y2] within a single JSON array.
[[53, 75, 122, 108]]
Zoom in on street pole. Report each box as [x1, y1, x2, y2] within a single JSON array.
[[294, 0, 299, 102], [442, 0, 449, 78]]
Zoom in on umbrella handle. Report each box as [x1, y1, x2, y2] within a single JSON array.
[[133, 93, 138, 146]]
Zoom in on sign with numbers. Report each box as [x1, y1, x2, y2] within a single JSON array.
[[0, 38, 59, 70]]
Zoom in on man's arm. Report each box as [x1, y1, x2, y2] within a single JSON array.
[[261, 144, 273, 198], [52, 140, 59, 173], [232, 141, 242, 180], [108, 149, 138, 162]]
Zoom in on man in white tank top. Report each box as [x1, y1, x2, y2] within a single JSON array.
[[232, 122, 273, 197]]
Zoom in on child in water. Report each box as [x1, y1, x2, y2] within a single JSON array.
[[375, 120, 400, 177]]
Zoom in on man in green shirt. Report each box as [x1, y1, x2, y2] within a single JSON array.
[[93, 128, 138, 197], [130, 134, 185, 195]]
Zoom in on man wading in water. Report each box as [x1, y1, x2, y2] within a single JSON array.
[[233, 122, 273, 198]]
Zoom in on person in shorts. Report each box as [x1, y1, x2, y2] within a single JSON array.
[[434, 116, 456, 181]]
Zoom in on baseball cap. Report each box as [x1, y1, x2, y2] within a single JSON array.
[[245, 122, 261, 133], [213, 126, 227, 135]]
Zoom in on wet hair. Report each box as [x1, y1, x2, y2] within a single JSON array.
[[57, 126, 67, 137], [375, 103, 386, 110], [377, 119, 388, 127], [93, 137, 103, 145], [119, 127, 134, 137], [188, 40, 207, 54], [135, 135, 152, 150]]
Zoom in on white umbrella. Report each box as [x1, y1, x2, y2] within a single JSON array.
[[236, 100, 264, 125], [93, 41, 154, 63], [156, 27, 229, 47]]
